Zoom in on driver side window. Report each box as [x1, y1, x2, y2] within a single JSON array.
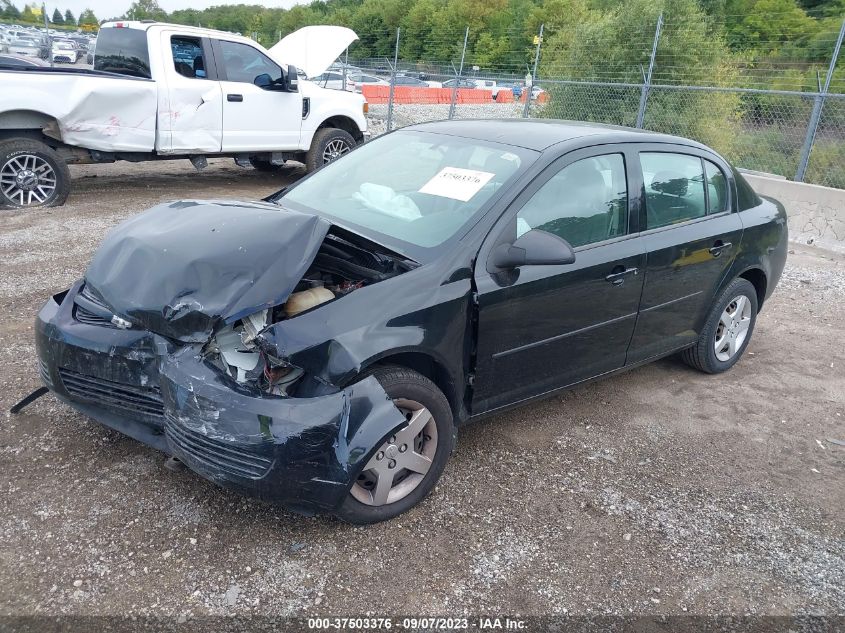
[[218, 40, 282, 85], [517, 154, 628, 248]]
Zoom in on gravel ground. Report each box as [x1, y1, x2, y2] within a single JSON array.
[[1, 159, 844, 624]]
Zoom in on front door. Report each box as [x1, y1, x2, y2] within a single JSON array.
[[472, 148, 646, 414], [158, 32, 222, 154], [213, 38, 302, 152], [627, 148, 744, 364]]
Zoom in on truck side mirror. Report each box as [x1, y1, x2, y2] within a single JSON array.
[[286, 65, 299, 91]]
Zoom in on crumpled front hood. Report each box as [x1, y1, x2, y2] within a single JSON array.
[[84, 200, 330, 343]]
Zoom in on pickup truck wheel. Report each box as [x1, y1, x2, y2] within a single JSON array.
[[304, 128, 355, 172], [681, 278, 758, 374], [336, 366, 455, 524], [0, 139, 70, 209]]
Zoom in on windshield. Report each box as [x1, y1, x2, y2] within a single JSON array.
[[280, 130, 535, 255]]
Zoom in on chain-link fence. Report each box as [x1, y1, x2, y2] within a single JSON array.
[[340, 15, 845, 189]]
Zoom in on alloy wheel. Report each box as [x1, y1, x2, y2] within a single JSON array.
[[714, 294, 752, 362], [1, 154, 57, 206], [322, 139, 351, 164], [350, 398, 438, 506]]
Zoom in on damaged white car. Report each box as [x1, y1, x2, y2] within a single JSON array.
[[0, 22, 368, 208]]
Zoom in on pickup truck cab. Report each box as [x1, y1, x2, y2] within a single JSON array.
[[0, 22, 369, 209]]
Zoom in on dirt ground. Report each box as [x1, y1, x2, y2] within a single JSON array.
[[1, 159, 843, 623]]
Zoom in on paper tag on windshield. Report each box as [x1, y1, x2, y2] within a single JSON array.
[[419, 167, 495, 202]]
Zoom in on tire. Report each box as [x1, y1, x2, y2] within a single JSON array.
[[0, 139, 71, 209], [304, 127, 356, 173], [681, 278, 758, 374], [249, 158, 285, 172], [335, 365, 455, 524]]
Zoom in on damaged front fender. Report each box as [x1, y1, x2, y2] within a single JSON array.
[[159, 346, 407, 511]]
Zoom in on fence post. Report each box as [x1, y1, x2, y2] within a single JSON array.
[[342, 47, 349, 92], [795, 16, 845, 182], [387, 27, 400, 132], [449, 27, 470, 120], [523, 23, 544, 118], [42, 4, 53, 68], [636, 13, 663, 129]]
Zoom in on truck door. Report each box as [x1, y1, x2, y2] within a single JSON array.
[[158, 32, 223, 153], [211, 38, 302, 152]]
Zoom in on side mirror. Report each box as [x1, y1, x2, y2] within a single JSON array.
[[491, 229, 576, 269], [254, 73, 274, 89], [286, 65, 299, 91]]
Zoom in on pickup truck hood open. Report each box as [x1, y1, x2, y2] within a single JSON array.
[[83, 200, 331, 343], [268, 25, 358, 79]]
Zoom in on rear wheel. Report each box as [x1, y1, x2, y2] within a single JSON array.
[[304, 127, 355, 173], [0, 139, 70, 209], [335, 366, 455, 524], [681, 278, 758, 374]]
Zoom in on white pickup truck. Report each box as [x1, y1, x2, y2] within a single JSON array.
[[0, 22, 369, 209]]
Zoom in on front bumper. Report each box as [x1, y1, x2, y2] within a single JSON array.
[[35, 281, 405, 514]]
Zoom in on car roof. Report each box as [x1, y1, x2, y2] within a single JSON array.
[[406, 119, 713, 153]]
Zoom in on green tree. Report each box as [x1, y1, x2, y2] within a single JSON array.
[[78, 7, 98, 26], [51, 7, 64, 23], [125, 0, 167, 21], [20, 3, 38, 22], [64, 8, 75, 24]]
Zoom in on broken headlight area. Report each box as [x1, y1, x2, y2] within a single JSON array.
[[203, 232, 412, 396]]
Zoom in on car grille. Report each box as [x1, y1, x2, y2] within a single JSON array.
[[38, 358, 53, 388], [74, 285, 117, 328], [58, 368, 164, 419], [164, 414, 273, 480]]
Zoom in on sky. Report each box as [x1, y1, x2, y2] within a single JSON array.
[[33, 0, 303, 21]]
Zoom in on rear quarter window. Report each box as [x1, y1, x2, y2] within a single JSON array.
[[732, 168, 763, 210], [93, 27, 151, 79]]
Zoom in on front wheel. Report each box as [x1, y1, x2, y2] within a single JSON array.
[[681, 278, 758, 374], [335, 366, 455, 524], [304, 127, 356, 173], [0, 139, 71, 209]]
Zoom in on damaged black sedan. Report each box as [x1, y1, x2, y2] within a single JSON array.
[[32, 120, 788, 523]]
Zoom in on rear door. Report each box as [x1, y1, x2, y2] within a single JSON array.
[[158, 31, 222, 153], [213, 38, 302, 151], [472, 146, 646, 413], [627, 145, 743, 364]]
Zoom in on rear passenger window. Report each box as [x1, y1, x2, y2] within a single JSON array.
[[642, 153, 706, 229], [171, 36, 206, 79], [517, 154, 628, 248], [705, 160, 728, 213]]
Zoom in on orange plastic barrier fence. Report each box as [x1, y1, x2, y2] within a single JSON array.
[[361, 84, 389, 104], [496, 90, 514, 103]]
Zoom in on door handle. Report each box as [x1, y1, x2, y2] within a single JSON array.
[[709, 241, 732, 257], [605, 267, 638, 285], [227, 94, 243, 102]]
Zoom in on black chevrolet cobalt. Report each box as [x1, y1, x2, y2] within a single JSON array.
[[32, 120, 787, 523]]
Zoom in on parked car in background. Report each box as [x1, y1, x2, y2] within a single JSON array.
[[0, 53, 49, 68], [350, 72, 390, 89], [443, 77, 478, 89], [310, 70, 356, 92], [29, 120, 787, 523], [51, 40, 79, 64], [8, 38, 40, 58]]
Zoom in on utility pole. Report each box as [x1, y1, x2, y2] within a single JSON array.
[[449, 27, 469, 120], [636, 12, 663, 129], [523, 23, 543, 118]]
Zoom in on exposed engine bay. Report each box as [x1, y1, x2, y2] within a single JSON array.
[[204, 232, 411, 396]]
